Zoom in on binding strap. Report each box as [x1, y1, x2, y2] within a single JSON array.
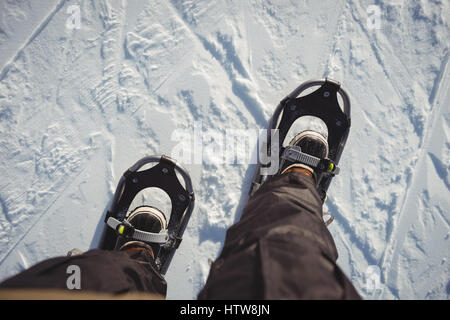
[[281, 145, 340, 175], [106, 217, 169, 244]]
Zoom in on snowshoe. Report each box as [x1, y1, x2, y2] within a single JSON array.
[[250, 78, 351, 202], [99, 155, 195, 275]]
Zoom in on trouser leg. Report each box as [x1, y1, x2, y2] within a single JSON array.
[[0, 249, 167, 297], [198, 172, 361, 299]]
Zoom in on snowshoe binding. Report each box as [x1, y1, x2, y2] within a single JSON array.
[[114, 205, 168, 257]]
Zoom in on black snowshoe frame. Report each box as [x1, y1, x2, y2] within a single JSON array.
[[99, 155, 195, 275], [250, 78, 351, 201]]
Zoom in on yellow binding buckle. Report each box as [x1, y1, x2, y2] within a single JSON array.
[[328, 162, 334, 172]]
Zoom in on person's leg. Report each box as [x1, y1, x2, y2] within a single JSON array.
[[0, 246, 167, 298], [0, 206, 168, 298], [198, 170, 361, 299]]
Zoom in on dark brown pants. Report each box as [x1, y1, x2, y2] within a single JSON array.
[[198, 172, 360, 299], [0, 172, 360, 299], [0, 247, 167, 297]]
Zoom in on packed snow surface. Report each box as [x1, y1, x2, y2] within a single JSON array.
[[0, 0, 449, 299]]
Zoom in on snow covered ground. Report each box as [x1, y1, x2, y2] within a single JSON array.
[[0, 0, 448, 299]]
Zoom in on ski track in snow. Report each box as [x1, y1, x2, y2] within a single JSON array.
[[0, 0, 448, 299], [377, 54, 450, 299], [0, 163, 89, 265], [0, 0, 67, 82]]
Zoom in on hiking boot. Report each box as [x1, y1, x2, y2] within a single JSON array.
[[115, 206, 167, 260], [280, 130, 329, 176]]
